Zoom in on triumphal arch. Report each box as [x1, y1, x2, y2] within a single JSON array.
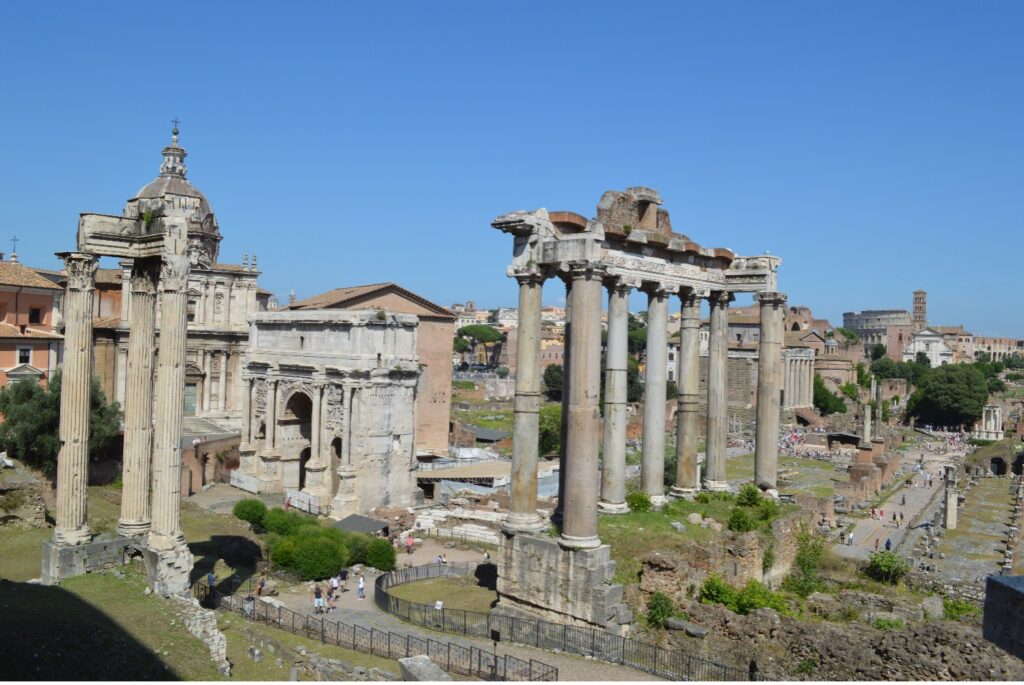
[[491, 187, 785, 632]]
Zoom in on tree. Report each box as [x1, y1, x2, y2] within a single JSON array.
[[835, 327, 860, 344], [0, 371, 121, 477], [626, 358, 643, 403], [496, 366, 509, 379], [869, 343, 886, 361], [915, 351, 931, 368], [865, 551, 909, 584], [456, 324, 503, 363], [538, 404, 561, 456], [907, 364, 987, 428], [627, 316, 647, 357], [542, 364, 563, 401], [813, 374, 847, 415]]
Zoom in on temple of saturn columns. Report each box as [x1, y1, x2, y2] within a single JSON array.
[[490, 187, 784, 632], [42, 129, 196, 595]]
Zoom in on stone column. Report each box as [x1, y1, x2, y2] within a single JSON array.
[[53, 252, 98, 546], [553, 280, 571, 526], [599, 280, 631, 514], [505, 268, 546, 533], [117, 258, 160, 537], [862, 403, 872, 444], [805, 360, 813, 406], [266, 379, 278, 450], [202, 352, 212, 414], [704, 290, 732, 491], [218, 351, 228, 412], [311, 383, 323, 469], [560, 262, 604, 550], [671, 290, 701, 496], [641, 285, 670, 505], [241, 375, 253, 446], [754, 291, 786, 495], [148, 237, 193, 596]]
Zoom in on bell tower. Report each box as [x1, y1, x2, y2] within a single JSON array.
[[912, 290, 927, 331]]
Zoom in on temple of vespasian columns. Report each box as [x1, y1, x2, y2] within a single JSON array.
[[490, 187, 784, 632], [41, 129, 195, 595]]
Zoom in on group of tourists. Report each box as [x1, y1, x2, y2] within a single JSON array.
[[311, 568, 366, 614]]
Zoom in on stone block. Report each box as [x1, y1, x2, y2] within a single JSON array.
[[670, 521, 685, 532], [686, 513, 703, 525], [249, 646, 263, 662]]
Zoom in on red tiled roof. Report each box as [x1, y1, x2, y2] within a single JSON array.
[[0, 323, 62, 339], [0, 261, 62, 290], [288, 282, 455, 319]]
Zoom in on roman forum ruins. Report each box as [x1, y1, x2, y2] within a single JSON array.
[[490, 187, 783, 632], [42, 128, 197, 595]]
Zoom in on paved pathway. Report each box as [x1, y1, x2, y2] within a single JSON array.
[[264, 541, 662, 681], [831, 447, 961, 561]]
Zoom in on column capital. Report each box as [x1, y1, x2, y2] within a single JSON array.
[[604, 275, 636, 295], [159, 254, 191, 293], [708, 290, 734, 307], [641, 282, 677, 298], [563, 260, 606, 282], [511, 265, 545, 286], [755, 291, 788, 306], [129, 259, 161, 296], [57, 252, 99, 291]]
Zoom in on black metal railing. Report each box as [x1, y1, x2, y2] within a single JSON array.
[[193, 582, 557, 681], [375, 562, 759, 681]]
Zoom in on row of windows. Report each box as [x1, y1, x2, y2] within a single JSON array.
[[0, 306, 43, 324]]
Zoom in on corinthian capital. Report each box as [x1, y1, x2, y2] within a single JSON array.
[[130, 258, 161, 296], [160, 254, 191, 293], [58, 252, 99, 291]]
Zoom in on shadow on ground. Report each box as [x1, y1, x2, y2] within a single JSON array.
[[0, 580, 179, 680]]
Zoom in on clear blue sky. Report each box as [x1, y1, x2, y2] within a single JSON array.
[[1, 2, 1021, 335]]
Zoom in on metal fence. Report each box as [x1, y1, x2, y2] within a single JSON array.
[[375, 562, 759, 681], [193, 583, 557, 681]]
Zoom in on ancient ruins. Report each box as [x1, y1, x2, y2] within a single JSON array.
[[490, 187, 784, 631]]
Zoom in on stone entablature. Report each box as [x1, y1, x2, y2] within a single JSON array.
[[238, 310, 420, 519]]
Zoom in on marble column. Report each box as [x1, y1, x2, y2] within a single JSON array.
[[311, 383, 323, 469], [218, 351, 228, 412], [560, 262, 604, 550], [241, 375, 253, 446], [202, 352, 212, 414], [861, 403, 872, 445], [704, 290, 732, 491], [505, 268, 546, 533], [599, 280, 631, 514], [53, 252, 98, 546], [754, 291, 786, 495], [117, 258, 160, 537], [641, 285, 670, 505], [149, 251, 191, 552], [671, 290, 702, 496], [266, 379, 278, 450], [553, 280, 571, 526]]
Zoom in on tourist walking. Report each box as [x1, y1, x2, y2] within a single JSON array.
[[312, 583, 326, 614], [207, 570, 216, 590], [357, 574, 366, 601], [874, 538, 880, 551], [884, 538, 892, 551], [330, 573, 340, 597], [340, 567, 349, 592], [406, 534, 414, 555], [847, 532, 854, 546]]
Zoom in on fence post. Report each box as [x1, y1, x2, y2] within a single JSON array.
[[447, 641, 451, 672], [320, 617, 325, 644]]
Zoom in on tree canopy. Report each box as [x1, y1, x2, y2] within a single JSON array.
[[0, 371, 122, 477], [907, 364, 987, 428], [543, 364, 563, 401], [813, 374, 847, 415]]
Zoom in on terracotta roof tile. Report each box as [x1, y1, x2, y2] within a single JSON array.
[[0, 261, 62, 290], [288, 282, 454, 319], [0, 323, 62, 339]]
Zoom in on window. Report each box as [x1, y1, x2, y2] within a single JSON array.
[[28, 308, 41, 324], [187, 299, 197, 323], [18, 348, 30, 365]]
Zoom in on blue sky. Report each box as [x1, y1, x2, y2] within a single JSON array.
[[1, 2, 1021, 335]]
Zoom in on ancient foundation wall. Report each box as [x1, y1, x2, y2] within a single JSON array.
[[984, 575, 1024, 659]]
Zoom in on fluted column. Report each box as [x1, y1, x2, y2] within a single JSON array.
[[754, 291, 786, 494], [505, 268, 546, 533], [53, 252, 98, 546], [149, 252, 190, 551], [704, 290, 732, 491], [599, 280, 631, 514], [671, 289, 702, 496], [117, 257, 160, 537], [553, 280, 571, 526], [560, 262, 604, 550], [641, 284, 670, 505], [266, 378, 278, 450], [311, 383, 323, 470], [218, 351, 228, 412]]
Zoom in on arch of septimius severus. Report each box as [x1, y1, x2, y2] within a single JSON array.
[[490, 187, 784, 632]]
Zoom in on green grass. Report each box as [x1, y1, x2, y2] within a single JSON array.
[[0, 524, 51, 581], [387, 575, 498, 613], [452, 380, 476, 391], [451, 408, 514, 431]]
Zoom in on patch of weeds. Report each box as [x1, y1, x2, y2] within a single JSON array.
[[873, 617, 905, 631]]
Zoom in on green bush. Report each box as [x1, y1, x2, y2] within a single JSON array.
[[292, 536, 348, 580], [943, 598, 981, 621], [263, 508, 305, 536], [758, 498, 780, 521], [346, 532, 370, 565], [762, 542, 776, 574], [365, 538, 397, 571], [626, 491, 652, 512], [699, 575, 738, 611], [270, 536, 297, 569], [737, 483, 762, 507], [782, 527, 825, 597], [735, 580, 788, 615], [233, 499, 267, 527], [795, 658, 816, 675], [865, 551, 909, 584], [873, 617, 905, 631], [646, 591, 676, 628], [727, 507, 756, 532]]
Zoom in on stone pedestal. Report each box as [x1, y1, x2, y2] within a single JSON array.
[[493, 532, 631, 634], [144, 544, 194, 597], [330, 467, 360, 519], [41, 535, 134, 585]]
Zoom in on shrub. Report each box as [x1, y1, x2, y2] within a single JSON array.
[[344, 532, 369, 565], [734, 580, 787, 615], [782, 527, 825, 597], [233, 499, 267, 527], [646, 591, 676, 628], [292, 536, 348, 580], [270, 537, 297, 569], [865, 551, 909, 584], [762, 542, 776, 574], [263, 508, 304, 536], [727, 507, 756, 532], [496, 366, 509, 379], [737, 483, 762, 507], [699, 575, 738, 612], [943, 598, 981, 621], [758, 498, 780, 521], [626, 491, 652, 512], [365, 538, 397, 571], [795, 658, 816, 675], [873, 617, 905, 631]]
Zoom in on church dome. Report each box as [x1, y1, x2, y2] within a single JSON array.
[[127, 124, 221, 265]]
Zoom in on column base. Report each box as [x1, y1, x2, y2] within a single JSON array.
[[142, 540, 193, 597], [703, 480, 730, 492], [502, 513, 548, 535], [41, 536, 134, 585], [669, 486, 699, 499], [760, 488, 779, 501], [53, 525, 92, 547], [648, 494, 668, 509], [597, 500, 630, 515], [558, 532, 601, 550], [148, 530, 187, 552], [116, 520, 151, 538]]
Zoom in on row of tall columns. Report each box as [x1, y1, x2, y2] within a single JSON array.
[[785, 357, 813, 408]]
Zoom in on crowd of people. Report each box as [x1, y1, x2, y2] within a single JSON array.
[[305, 569, 366, 614]]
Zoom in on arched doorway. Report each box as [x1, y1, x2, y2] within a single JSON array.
[[299, 447, 311, 490], [990, 457, 1007, 476], [331, 437, 342, 495], [282, 392, 313, 490]]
